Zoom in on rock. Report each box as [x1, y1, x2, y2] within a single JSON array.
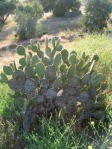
[[57, 90, 64, 96]]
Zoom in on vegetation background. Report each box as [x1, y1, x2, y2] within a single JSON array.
[[0, 0, 112, 149]]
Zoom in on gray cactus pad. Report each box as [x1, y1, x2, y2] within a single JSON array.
[[67, 88, 77, 96], [45, 89, 57, 100], [8, 79, 24, 92], [13, 70, 26, 83], [78, 91, 89, 102], [40, 78, 49, 88], [24, 79, 36, 94], [23, 113, 30, 132], [68, 76, 80, 88], [37, 95, 45, 104], [45, 65, 56, 81]]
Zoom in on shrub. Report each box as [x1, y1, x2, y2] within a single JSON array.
[[0, 38, 108, 132], [0, 0, 15, 24], [83, 0, 112, 32], [41, 0, 81, 17], [15, 0, 43, 40]]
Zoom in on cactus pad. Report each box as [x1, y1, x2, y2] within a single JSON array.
[[36, 63, 45, 79], [3, 66, 13, 75], [45, 65, 56, 81], [17, 45, 26, 56], [24, 66, 35, 78], [45, 88, 57, 100], [24, 79, 36, 95]]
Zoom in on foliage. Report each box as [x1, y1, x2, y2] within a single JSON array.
[[15, 0, 43, 40], [41, 0, 81, 17], [83, 0, 112, 32], [17, 0, 43, 18], [0, 0, 15, 23], [0, 38, 108, 132]]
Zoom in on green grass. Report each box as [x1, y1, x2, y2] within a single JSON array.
[[0, 33, 112, 149], [71, 34, 112, 91]]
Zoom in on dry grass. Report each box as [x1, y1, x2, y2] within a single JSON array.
[[0, 15, 16, 46]]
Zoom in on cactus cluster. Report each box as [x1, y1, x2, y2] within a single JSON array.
[[0, 38, 108, 131]]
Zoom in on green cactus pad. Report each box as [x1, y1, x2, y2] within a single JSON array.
[[25, 66, 35, 78], [18, 66, 24, 70], [26, 54, 31, 66], [84, 55, 89, 61], [45, 47, 51, 57], [67, 66, 76, 78], [1, 73, 8, 83], [37, 51, 44, 58], [91, 71, 97, 79], [32, 45, 38, 52], [61, 49, 69, 62], [13, 61, 17, 71], [55, 45, 63, 51], [53, 76, 62, 89], [83, 62, 92, 73], [82, 52, 86, 59], [37, 42, 41, 51], [69, 54, 76, 65], [52, 38, 55, 48], [82, 73, 91, 85], [45, 37, 49, 48], [90, 79, 98, 87], [54, 53, 62, 68], [3, 66, 13, 75], [19, 58, 27, 67], [36, 63, 45, 78], [97, 73, 103, 82], [15, 97, 24, 108], [60, 64, 67, 72], [91, 54, 99, 62], [101, 82, 108, 90], [77, 59, 84, 70], [70, 50, 77, 56], [42, 57, 50, 66], [31, 55, 38, 67], [27, 45, 32, 50], [56, 39, 60, 46], [17, 45, 26, 56]]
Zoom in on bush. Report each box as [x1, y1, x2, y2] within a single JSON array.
[[83, 0, 112, 33], [0, 0, 15, 23], [41, 0, 81, 17], [15, 0, 43, 40], [0, 38, 108, 132]]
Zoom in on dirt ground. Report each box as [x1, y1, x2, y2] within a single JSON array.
[[0, 11, 84, 70]]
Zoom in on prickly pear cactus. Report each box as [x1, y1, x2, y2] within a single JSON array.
[[0, 38, 108, 131]]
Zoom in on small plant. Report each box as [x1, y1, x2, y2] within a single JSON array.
[[0, 39, 108, 132], [41, 0, 81, 17], [83, 0, 112, 32], [0, 0, 15, 24], [15, 0, 44, 40]]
